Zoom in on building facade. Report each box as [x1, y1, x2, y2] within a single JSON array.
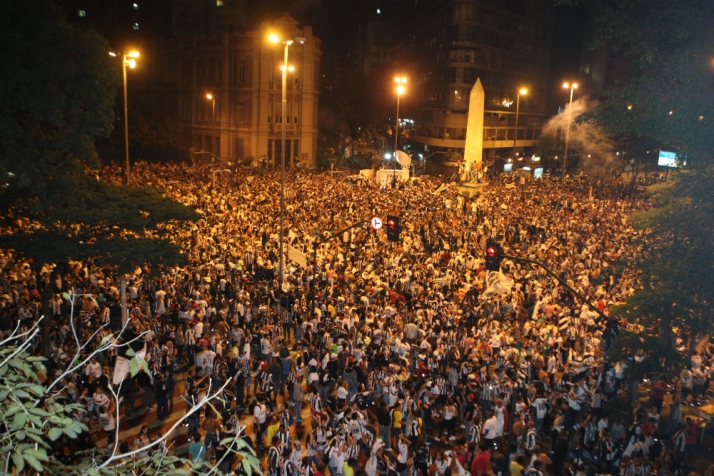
[[405, 0, 554, 161], [147, 15, 322, 168]]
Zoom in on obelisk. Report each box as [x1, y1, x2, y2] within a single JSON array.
[[464, 78, 484, 174]]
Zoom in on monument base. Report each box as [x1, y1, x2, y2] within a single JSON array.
[[376, 169, 409, 185], [457, 181, 487, 198]]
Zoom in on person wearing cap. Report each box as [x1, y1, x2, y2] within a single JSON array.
[[290, 441, 303, 466]]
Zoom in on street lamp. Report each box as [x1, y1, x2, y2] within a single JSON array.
[[393, 76, 407, 177], [269, 33, 305, 285], [206, 93, 216, 154], [562, 82, 578, 180], [110, 50, 140, 185], [514, 87, 528, 151]]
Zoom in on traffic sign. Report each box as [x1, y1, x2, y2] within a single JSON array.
[[371, 217, 383, 230]]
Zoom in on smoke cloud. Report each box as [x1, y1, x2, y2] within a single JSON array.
[[542, 96, 617, 174]]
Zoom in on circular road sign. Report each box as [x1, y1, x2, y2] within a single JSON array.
[[371, 217, 383, 230]]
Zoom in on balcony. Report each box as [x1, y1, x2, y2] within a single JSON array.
[[409, 133, 537, 149]]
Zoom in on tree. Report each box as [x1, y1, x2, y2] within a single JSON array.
[[564, 0, 714, 374], [0, 0, 199, 360], [0, 0, 199, 274], [0, 0, 116, 202], [0, 292, 262, 475]]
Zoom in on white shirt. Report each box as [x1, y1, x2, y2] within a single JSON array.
[[482, 416, 498, 439], [85, 361, 102, 380], [195, 350, 216, 375], [532, 397, 549, 419], [398, 440, 409, 464], [494, 406, 505, 436], [254, 403, 267, 424]]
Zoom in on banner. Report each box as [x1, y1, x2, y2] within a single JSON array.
[[287, 244, 308, 269]]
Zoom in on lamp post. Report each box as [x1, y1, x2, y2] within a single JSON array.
[[269, 33, 305, 285], [110, 50, 140, 184], [514, 87, 528, 151], [206, 93, 220, 156], [562, 82, 578, 180], [393, 76, 407, 178], [206, 93, 216, 155]]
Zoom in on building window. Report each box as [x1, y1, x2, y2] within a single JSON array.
[[234, 138, 244, 158], [447, 67, 457, 83], [182, 100, 192, 121], [237, 101, 246, 123], [238, 60, 245, 83], [77, 9, 86, 17], [215, 61, 222, 82]]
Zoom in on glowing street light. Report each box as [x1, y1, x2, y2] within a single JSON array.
[[109, 50, 140, 184], [514, 87, 528, 151], [393, 76, 407, 177], [269, 33, 305, 284], [562, 82, 578, 180]]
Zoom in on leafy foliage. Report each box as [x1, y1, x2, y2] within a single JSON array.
[[576, 0, 714, 366], [0, 342, 87, 474], [0, 317, 263, 475], [0, 0, 198, 275], [0, 177, 197, 274], [0, 0, 116, 204]]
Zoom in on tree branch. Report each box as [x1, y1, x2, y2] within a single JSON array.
[[95, 376, 233, 470]]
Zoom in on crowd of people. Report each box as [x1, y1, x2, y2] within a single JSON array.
[[0, 162, 712, 476]]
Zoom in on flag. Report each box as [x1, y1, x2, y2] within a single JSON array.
[[287, 244, 308, 269], [481, 271, 514, 299]]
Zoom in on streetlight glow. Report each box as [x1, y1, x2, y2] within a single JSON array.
[[110, 50, 141, 184], [206, 93, 216, 156], [393, 76, 408, 177]]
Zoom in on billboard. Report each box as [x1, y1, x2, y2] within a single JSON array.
[[658, 150, 684, 168]]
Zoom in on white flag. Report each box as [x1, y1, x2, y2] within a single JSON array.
[[287, 244, 308, 269], [481, 271, 514, 299]]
